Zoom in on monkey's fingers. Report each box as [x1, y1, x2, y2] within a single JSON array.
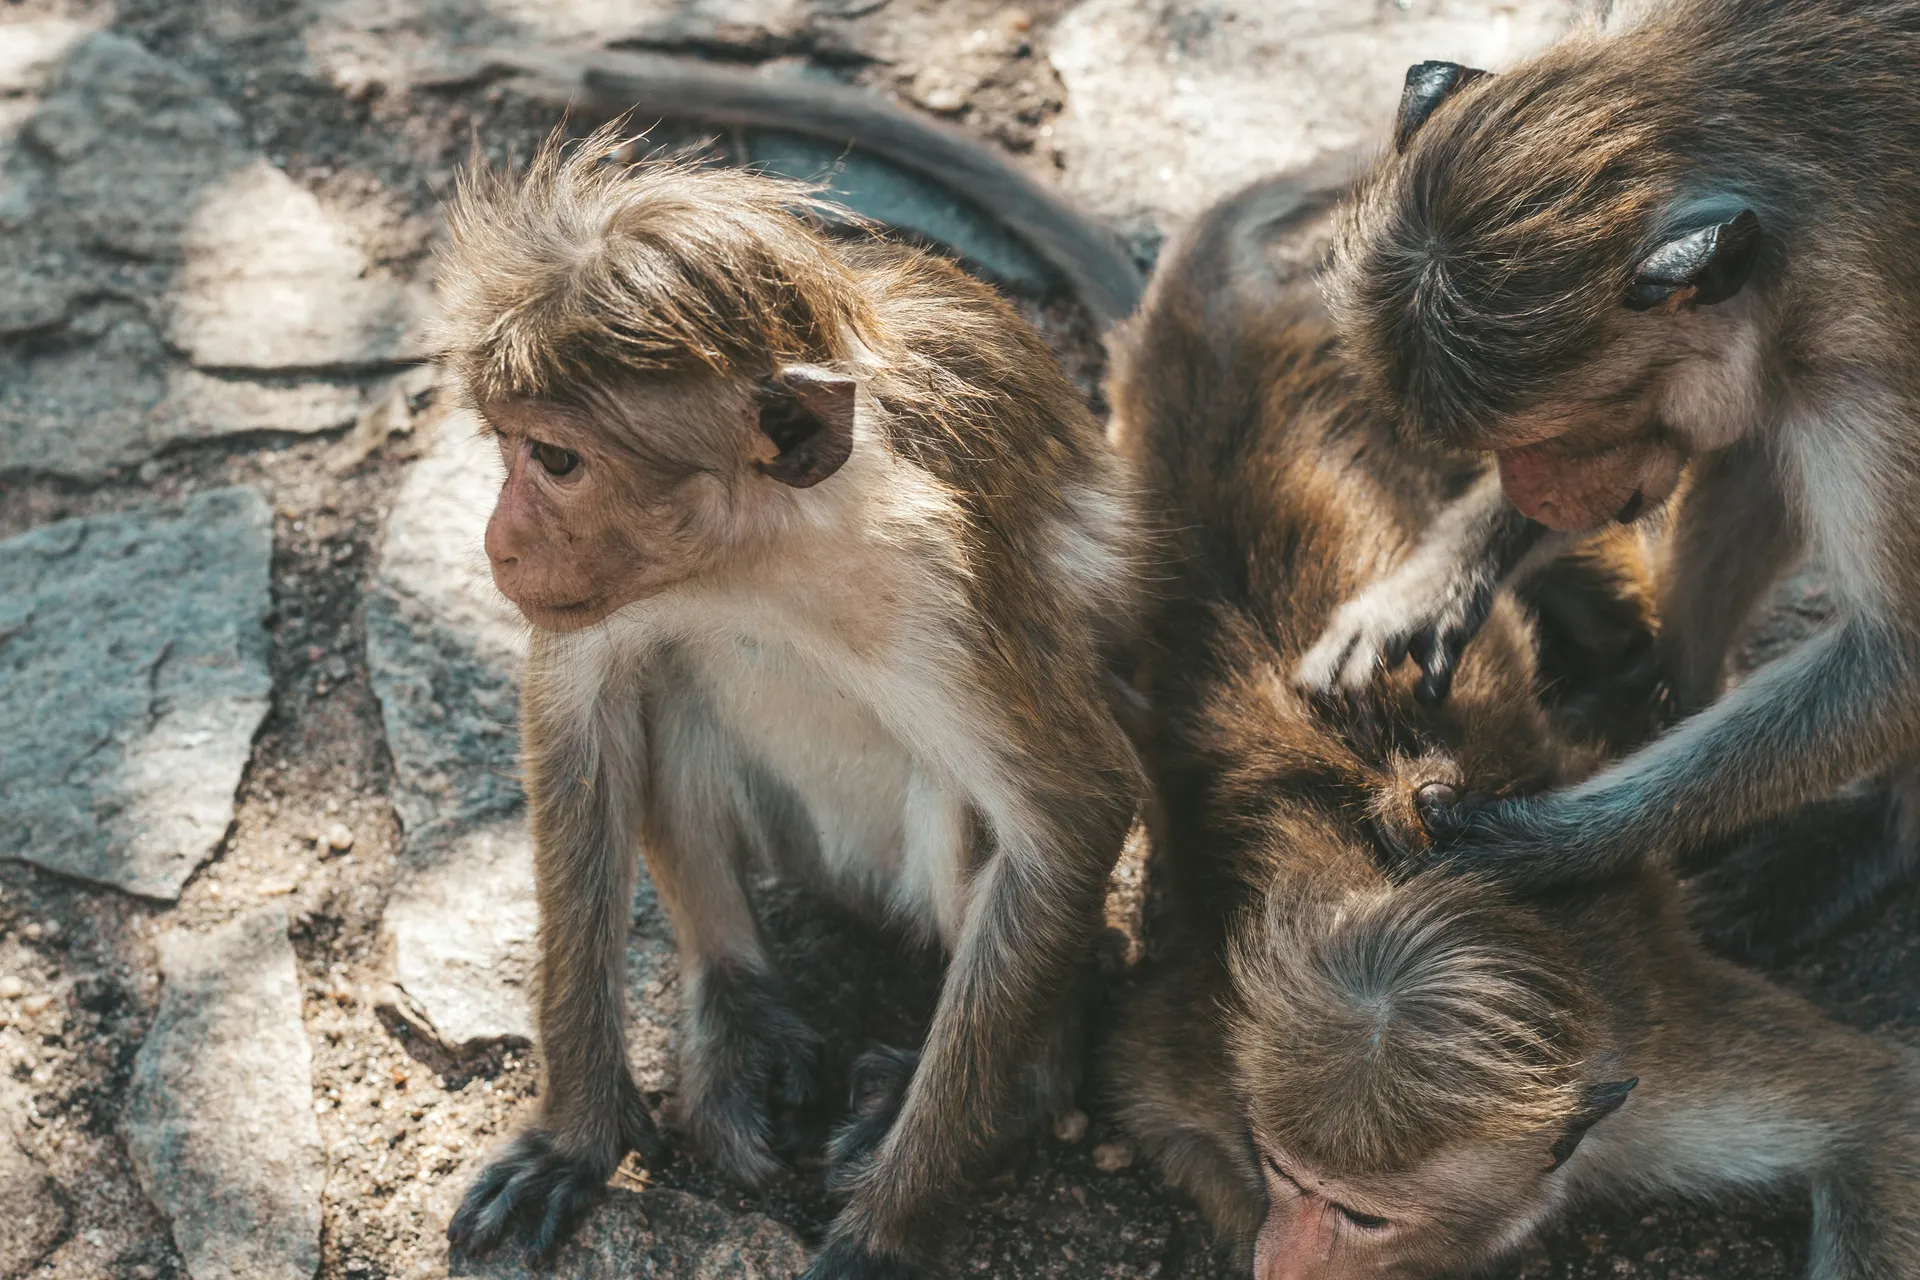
[[447, 1130, 605, 1258]]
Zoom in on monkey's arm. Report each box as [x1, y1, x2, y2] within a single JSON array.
[[1426, 611, 1920, 887], [448, 652, 662, 1258], [1295, 471, 1559, 703]]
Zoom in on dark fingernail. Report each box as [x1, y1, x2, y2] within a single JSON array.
[[1415, 782, 1459, 814]]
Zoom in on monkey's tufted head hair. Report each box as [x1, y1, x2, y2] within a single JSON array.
[[435, 122, 877, 405], [1326, 36, 1686, 446], [1230, 872, 1597, 1177]]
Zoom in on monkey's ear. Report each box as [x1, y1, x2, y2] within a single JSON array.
[[1624, 210, 1761, 311], [1546, 1077, 1637, 1172], [1394, 61, 1489, 152], [756, 364, 856, 488]]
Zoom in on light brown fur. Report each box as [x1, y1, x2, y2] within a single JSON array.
[[436, 129, 1141, 1278], [1106, 171, 1920, 1280]]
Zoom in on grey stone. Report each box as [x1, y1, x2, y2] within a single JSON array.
[[446, 1185, 806, 1280], [165, 160, 429, 371], [0, 1130, 66, 1279], [369, 416, 678, 1067], [24, 32, 249, 259], [1048, 0, 1579, 228], [0, 32, 422, 477], [0, 487, 273, 899], [124, 907, 325, 1280]]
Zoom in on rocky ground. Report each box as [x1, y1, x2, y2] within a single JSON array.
[[1, 2, 1916, 1279]]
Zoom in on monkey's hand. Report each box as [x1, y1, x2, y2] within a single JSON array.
[[446, 1077, 663, 1261], [1295, 559, 1498, 705], [1413, 792, 1612, 888]]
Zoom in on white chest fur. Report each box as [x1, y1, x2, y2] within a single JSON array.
[[679, 620, 976, 950]]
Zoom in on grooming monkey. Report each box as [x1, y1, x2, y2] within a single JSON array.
[[435, 130, 1142, 1277], [1109, 170, 1920, 1280], [1293, 0, 1920, 949]]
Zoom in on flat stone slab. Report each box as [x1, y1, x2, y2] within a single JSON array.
[[1048, 0, 1578, 229], [0, 31, 424, 475], [167, 159, 429, 371], [370, 416, 677, 1069], [447, 1185, 806, 1280], [0, 487, 273, 899], [0, 1129, 66, 1279], [124, 907, 325, 1280]]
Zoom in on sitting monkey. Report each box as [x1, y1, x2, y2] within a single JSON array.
[[1103, 171, 1920, 1280], [435, 129, 1142, 1278]]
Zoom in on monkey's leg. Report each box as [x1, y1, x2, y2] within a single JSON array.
[[646, 684, 824, 1187], [1652, 439, 1800, 715], [448, 666, 661, 1260], [806, 799, 1134, 1278], [1426, 611, 1920, 888], [1296, 472, 1557, 702], [1806, 1055, 1920, 1280]]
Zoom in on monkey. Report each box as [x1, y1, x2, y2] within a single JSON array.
[[485, 46, 1145, 330], [432, 128, 1143, 1279], [1104, 167, 1920, 1280], [1287, 1, 1920, 952]]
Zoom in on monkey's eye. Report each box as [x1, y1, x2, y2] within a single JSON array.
[[1263, 1155, 1303, 1190], [529, 441, 580, 478], [1336, 1205, 1390, 1231]]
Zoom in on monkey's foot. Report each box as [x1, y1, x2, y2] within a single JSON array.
[[825, 1046, 919, 1194], [682, 964, 826, 1186], [1687, 792, 1908, 965], [801, 1234, 926, 1280]]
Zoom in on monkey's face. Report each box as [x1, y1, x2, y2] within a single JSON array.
[[478, 367, 857, 632], [1250, 1135, 1564, 1279]]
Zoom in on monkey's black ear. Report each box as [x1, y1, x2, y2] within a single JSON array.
[[756, 364, 856, 488], [1394, 61, 1489, 152], [1546, 1077, 1637, 1172], [1624, 210, 1761, 311]]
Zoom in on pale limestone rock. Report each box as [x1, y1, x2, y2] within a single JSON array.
[[124, 907, 325, 1280], [1049, 0, 1579, 228], [167, 160, 429, 370]]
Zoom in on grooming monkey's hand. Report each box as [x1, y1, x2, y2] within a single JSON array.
[[446, 1081, 664, 1261], [1412, 791, 1602, 889], [1295, 562, 1497, 705]]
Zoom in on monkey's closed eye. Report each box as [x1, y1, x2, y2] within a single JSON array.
[[530, 441, 580, 477], [1337, 1205, 1390, 1231]]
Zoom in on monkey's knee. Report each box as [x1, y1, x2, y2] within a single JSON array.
[[677, 962, 824, 1186]]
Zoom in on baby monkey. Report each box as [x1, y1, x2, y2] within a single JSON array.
[[1106, 172, 1920, 1280], [435, 130, 1141, 1277], [1297, 0, 1920, 946]]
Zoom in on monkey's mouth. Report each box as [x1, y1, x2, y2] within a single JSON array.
[[517, 596, 612, 631]]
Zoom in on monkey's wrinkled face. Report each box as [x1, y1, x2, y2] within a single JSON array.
[[1250, 1135, 1563, 1279], [478, 389, 748, 632]]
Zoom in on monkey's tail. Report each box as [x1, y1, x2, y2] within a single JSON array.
[[489, 48, 1144, 331]]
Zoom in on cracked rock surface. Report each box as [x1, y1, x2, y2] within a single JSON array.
[[0, 486, 273, 900], [124, 906, 325, 1280]]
